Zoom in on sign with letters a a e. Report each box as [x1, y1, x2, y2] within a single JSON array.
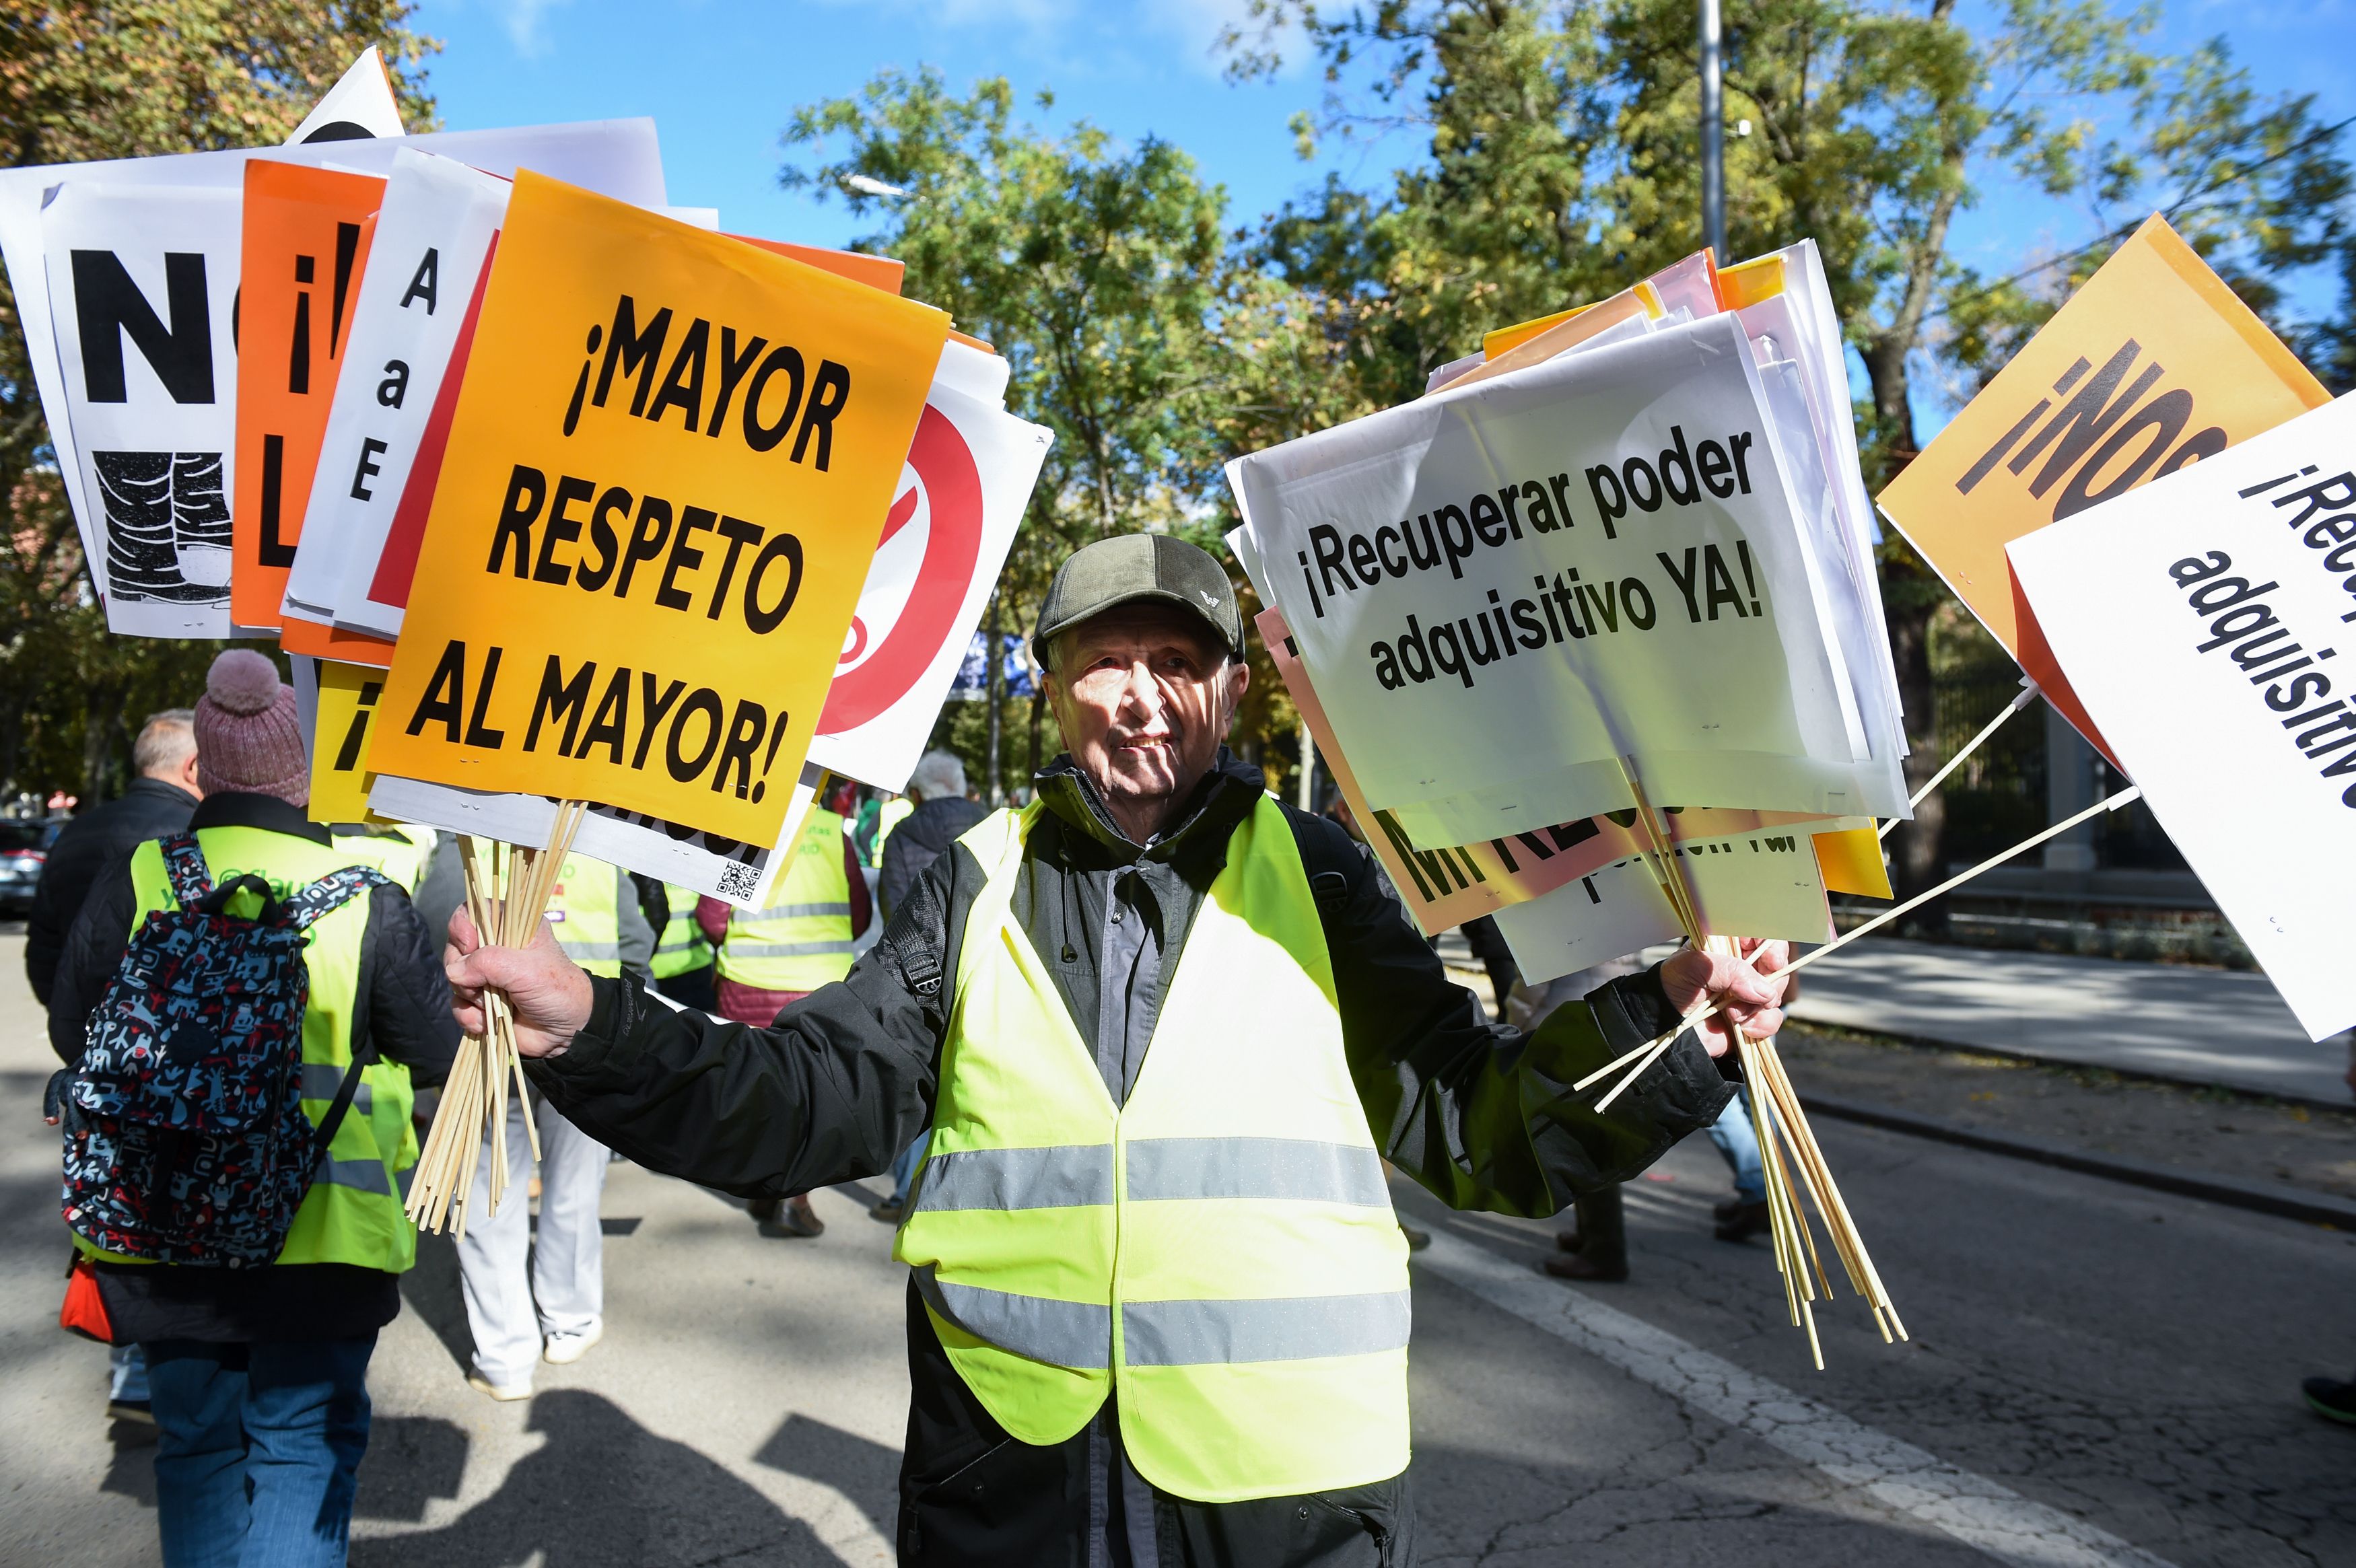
[[370, 172, 948, 847], [286, 149, 511, 642]]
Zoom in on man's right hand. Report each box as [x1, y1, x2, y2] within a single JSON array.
[[444, 906, 595, 1059]]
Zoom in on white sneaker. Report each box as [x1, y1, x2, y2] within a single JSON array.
[[543, 1321, 604, 1365], [466, 1369, 532, 1402]]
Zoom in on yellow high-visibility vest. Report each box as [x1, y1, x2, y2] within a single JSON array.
[[328, 825, 434, 893], [652, 881, 713, 978], [545, 855, 623, 978], [100, 827, 419, 1274], [718, 810, 856, 992], [893, 797, 1410, 1503], [872, 796, 915, 865]]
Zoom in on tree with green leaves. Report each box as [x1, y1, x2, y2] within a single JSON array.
[[0, 3, 438, 802], [1224, 0, 2349, 905], [784, 69, 1338, 794]]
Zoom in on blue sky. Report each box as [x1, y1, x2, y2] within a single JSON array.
[[409, 0, 2354, 355]]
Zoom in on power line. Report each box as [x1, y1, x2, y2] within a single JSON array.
[[1926, 111, 2356, 324]]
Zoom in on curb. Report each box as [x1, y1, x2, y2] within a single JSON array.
[[1799, 1093, 2356, 1231], [1786, 1007, 2356, 1116]]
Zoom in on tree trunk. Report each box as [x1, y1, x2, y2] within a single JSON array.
[[1861, 332, 1949, 933]]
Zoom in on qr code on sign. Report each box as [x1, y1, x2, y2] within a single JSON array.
[[716, 861, 760, 901]]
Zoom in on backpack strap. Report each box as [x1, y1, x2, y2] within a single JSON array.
[[308, 1030, 380, 1172], [286, 866, 393, 1170], [158, 833, 213, 908], [280, 865, 391, 932]]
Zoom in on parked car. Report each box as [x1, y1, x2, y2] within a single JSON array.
[[0, 818, 59, 918]]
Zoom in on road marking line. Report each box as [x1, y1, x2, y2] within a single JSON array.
[[1414, 1227, 2178, 1568]]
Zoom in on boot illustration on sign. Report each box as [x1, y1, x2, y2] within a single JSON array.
[[94, 450, 230, 603]]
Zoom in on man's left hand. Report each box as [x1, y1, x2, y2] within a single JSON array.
[[1659, 939, 1792, 1057]]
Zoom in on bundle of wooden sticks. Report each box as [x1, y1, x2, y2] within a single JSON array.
[[1580, 756, 2139, 1366], [403, 802, 590, 1238]]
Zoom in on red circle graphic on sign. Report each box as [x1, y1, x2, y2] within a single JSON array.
[[817, 402, 985, 734]]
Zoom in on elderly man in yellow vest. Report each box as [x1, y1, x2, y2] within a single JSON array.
[[447, 535, 1789, 1567]]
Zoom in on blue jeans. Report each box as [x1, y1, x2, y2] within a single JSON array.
[[1706, 1087, 1766, 1204], [887, 1130, 931, 1205], [144, 1336, 377, 1568], [111, 1343, 150, 1402]]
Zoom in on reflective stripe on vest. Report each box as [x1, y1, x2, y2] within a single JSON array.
[[893, 798, 1411, 1504], [546, 856, 623, 978], [718, 810, 855, 991], [118, 826, 420, 1275], [651, 881, 713, 978]]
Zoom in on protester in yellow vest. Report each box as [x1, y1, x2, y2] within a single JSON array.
[[45, 650, 458, 1568], [455, 854, 645, 1402], [651, 880, 716, 1012], [870, 793, 913, 865], [707, 806, 870, 1238], [450, 536, 1790, 1566], [709, 804, 869, 1026]]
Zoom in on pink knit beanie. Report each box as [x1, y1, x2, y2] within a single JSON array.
[[194, 649, 308, 807]]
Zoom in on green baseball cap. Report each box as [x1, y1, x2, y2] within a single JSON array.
[[1031, 534, 1243, 669]]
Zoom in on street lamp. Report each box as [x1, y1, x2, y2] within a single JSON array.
[[1700, 0, 1725, 263]]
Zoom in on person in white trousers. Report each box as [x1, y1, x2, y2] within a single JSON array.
[[457, 1093, 613, 1399], [448, 856, 654, 1400]]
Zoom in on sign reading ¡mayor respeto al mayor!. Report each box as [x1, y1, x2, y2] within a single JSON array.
[[370, 172, 948, 846]]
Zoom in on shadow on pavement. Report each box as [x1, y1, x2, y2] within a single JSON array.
[[395, 1231, 473, 1377], [751, 1413, 900, 1541], [353, 1389, 849, 1568], [355, 1416, 471, 1522], [100, 1433, 155, 1509]]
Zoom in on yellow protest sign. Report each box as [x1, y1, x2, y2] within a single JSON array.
[[308, 660, 389, 825], [1877, 216, 2328, 755], [370, 173, 948, 845]]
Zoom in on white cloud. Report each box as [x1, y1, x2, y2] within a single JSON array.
[[483, 0, 578, 57]]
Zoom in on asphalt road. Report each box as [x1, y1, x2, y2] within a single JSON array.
[[5, 929, 2352, 1567]]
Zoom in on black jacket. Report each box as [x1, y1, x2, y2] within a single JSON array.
[[47, 791, 463, 1343], [878, 795, 989, 920], [528, 752, 1732, 1567], [25, 777, 198, 1006]]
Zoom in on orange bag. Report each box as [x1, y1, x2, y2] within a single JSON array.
[[59, 1253, 115, 1345]]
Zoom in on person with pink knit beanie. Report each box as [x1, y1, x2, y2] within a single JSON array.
[[44, 647, 460, 1568], [191, 648, 310, 807]]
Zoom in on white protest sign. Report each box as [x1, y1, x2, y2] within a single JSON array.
[[287, 48, 407, 145], [283, 149, 512, 632], [368, 771, 819, 908], [0, 118, 666, 599], [2007, 394, 2356, 1041], [1493, 822, 1834, 985], [40, 184, 243, 636], [808, 378, 1049, 791], [1229, 312, 1905, 851]]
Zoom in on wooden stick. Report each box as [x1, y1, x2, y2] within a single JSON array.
[[1879, 680, 2041, 839], [1795, 785, 2141, 983]]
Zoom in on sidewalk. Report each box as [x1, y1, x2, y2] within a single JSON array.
[[1789, 937, 2349, 1106]]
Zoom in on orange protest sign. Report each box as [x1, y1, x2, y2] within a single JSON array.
[[232, 162, 386, 631], [1878, 216, 2328, 756], [369, 172, 949, 845], [731, 235, 904, 296], [281, 614, 395, 666]]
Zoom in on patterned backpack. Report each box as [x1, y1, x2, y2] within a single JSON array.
[[61, 834, 390, 1267]]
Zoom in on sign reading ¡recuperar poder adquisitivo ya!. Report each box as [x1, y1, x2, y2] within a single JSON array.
[[369, 172, 948, 846]]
